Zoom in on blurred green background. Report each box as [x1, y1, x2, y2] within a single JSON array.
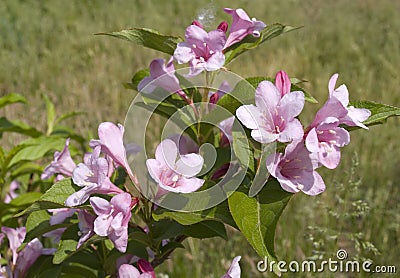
[[0, 0, 399, 277]]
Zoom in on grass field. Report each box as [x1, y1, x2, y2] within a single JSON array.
[[1, 0, 399, 277]]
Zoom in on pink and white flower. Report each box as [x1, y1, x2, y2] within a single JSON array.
[[221, 256, 241, 278], [90, 122, 133, 177], [118, 259, 155, 278], [146, 139, 205, 193], [41, 138, 76, 180], [236, 80, 304, 143], [65, 148, 123, 206], [266, 140, 326, 195], [328, 73, 371, 129], [4, 180, 19, 204], [174, 25, 226, 76], [223, 8, 266, 49], [90, 193, 135, 253]]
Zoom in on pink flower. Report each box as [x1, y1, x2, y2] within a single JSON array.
[[146, 139, 205, 193], [219, 116, 235, 146], [90, 122, 134, 178], [90, 193, 135, 253], [328, 73, 371, 129], [1, 227, 55, 277], [118, 259, 155, 278], [77, 210, 96, 248], [304, 78, 355, 169], [41, 138, 76, 180], [221, 256, 241, 278], [174, 25, 226, 76], [4, 180, 19, 204], [223, 8, 266, 49], [266, 140, 326, 195], [65, 148, 123, 206], [138, 58, 181, 94], [305, 117, 350, 169], [1, 227, 26, 265], [14, 238, 55, 278], [236, 80, 305, 143]]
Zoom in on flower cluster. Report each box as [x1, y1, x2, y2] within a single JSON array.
[[236, 71, 370, 195]]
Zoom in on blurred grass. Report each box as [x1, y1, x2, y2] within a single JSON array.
[[0, 0, 399, 277]]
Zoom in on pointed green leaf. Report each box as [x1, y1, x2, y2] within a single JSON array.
[[25, 210, 69, 242], [349, 100, 400, 128], [0, 117, 42, 138], [0, 93, 27, 109], [98, 28, 182, 55], [42, 94, 56, 135], [9, 136, 67, 167], [53, 224, 79, 264], [16, 178, 80, 216], [9, 192, 42, 207], [228, 180, 292, 276]]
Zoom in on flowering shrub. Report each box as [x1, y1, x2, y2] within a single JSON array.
[[1, 6, 399, 278]]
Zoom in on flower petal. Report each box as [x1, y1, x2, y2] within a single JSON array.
[[255, 81, 281, 112], [118, 264, 141, 278], [90, 197, 111, 216], [236, 105, 263, 130], [155, 139, 178, 169], [175, 153, 204, 177]]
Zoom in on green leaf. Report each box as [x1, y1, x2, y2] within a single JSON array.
[[10, 162, 43, 180], [16, 178, 80, 216], [9, 192, 42, 207], [8, 136, 67, 167], [98, 28, 182, 55], [53, 224, 80, 264], [0, 117, 42, 138], [153, 200, 237, 228], [224, 24, 300, 64], [349, 100, 400, 128], [54, 111, 86, 126], [126, 68, 150, 91], [152, 219, 184, 240], [232, 119, 255, 174], [25, 210, 69, 242], [184, 220, 227, 240], [42, 94, 56, 135], [228, 180, 292, 276], [0, 93, 27, 109]]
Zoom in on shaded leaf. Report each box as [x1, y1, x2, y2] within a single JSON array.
[[153, 200, 236, 228], [98, 28, 182, 55], [184, 220, 227, 240]]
